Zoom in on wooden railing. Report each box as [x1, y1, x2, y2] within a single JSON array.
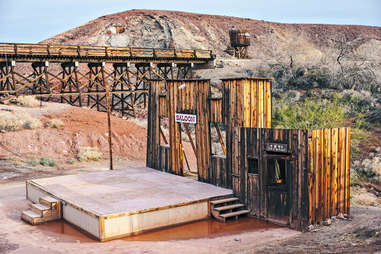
[[0, 42, 213, 60]]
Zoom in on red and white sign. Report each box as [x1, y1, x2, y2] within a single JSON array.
[[175, 113, 197, 124]]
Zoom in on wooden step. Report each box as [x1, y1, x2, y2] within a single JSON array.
[[219, 209, 250, 219], [21, 210, 43, 225], [210, 197, 238, 206], [30, 203, 51, 217], [39, 196, 59, 209], [214, 203, 244, 212]]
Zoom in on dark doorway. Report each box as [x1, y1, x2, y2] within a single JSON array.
[[265, 156, 290, 225]]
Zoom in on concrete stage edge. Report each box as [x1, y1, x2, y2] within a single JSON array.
[[26, 167, 233, 241]]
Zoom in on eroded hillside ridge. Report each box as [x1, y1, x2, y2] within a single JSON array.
[[41, 9, 381, 63]]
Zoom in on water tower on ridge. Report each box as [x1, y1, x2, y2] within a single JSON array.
[[229, 28, 250, 59]]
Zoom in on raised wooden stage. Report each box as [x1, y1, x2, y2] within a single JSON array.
[[25, 167, 232, 241]]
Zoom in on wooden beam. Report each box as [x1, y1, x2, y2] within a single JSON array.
[[184, 123, 197, 156], [182, 146, 191, 172], [103, 65, 113, 170], [160, 126, 168, 145], [214, 122, 226, 155]]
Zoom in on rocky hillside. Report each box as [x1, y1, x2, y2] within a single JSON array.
[[41, 9, 381, 66]]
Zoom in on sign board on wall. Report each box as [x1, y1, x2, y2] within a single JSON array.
[[265, 143, 288, 153], [175, 113, 197, 124]]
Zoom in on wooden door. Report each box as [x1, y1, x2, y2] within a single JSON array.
[[265, 156, 290, 225]]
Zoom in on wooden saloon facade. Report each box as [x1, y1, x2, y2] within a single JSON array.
[[146, 77, 351, 231]]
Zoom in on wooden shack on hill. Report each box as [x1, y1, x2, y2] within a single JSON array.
[[146, 77, 351, 231]]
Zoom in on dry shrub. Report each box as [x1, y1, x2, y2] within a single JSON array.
[[78, 147, 102, 162], [47, 118, 64, 128], [0, 112, 42, 131], [352, 147, 381, 184], [128, 117, 147, 128], [7, 96, 41, 108], [351, 186, 381, 207]]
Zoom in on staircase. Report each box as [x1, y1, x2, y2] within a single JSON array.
[[211, 196, 249, 222], [21, 196, 62, 225]]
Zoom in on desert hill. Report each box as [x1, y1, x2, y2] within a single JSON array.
[[41, 9, 381, 66]]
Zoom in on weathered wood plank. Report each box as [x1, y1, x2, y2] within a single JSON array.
[[258, 80, 263, 128], [323, 128, 331, 220], [265, 80, 272, 128], [252, 80, 257, 127], [317, 129, 324, 222], [243, 80, 250, 127], [312, 130, 317, 224], [167, 81, 182, 175], [345, 127, 351, 215], [331, 128, 339, 216], [308, 139, 314, 224], [146, 80, 161, 169]]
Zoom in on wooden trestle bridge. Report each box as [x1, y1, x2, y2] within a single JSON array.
[[0, 42, 215, 116]]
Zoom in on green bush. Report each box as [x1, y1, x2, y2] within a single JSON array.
[[67, 158, 76, 164], [350, 128, 371, 159], [273, 98, 346, 129], [39, 157, 56, 167], [29, 159, 40, 167], [29, 157, 56, 167]]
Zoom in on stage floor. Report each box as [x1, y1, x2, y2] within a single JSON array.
[[26, 167, 233, 241]]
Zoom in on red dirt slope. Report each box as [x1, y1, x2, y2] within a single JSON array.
[[0, 104, 147, 164]]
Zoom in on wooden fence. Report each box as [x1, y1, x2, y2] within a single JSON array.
[[308, 127, 351, 224]]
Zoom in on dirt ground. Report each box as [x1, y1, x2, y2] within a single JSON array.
[[0, 160, 380, 254]]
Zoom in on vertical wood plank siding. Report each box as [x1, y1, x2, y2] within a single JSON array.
[[149, 79, 211, 178], [146, 80, 161, 169], [308, 127, 351, 225]]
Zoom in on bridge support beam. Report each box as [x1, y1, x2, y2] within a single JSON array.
[[176, 63, 193, 79], [0, 62, 15, 95], [0, 60, 198, 116], [31, 62, 50, 99], [112, 63, 134, 117], [87, 63, 106, 112], [135, 63, 152, 109], [61, 62, 82, 107], [156, 63, 193, 80]]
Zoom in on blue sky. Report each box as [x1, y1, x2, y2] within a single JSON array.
[[0, 0, 380, 43]]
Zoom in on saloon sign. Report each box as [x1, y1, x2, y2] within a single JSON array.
[[175, 113, 197, 124]]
